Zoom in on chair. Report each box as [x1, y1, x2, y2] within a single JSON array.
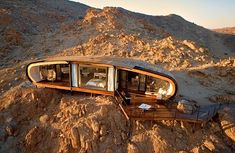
[[47, 69, 56, 81]]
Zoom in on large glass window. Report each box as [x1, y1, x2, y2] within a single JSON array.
[[119, 70, 127, 89], [59, 64, 70, 82], [128, 72, 139, 91], [40, 65, 56, 81], [39, 64, 69, 82], [139, 74, 146, 91], [117, 69, 173, 99], [79, 65, 107, 90], [118, 70, 146, 92], [146, 76, 171, 99]]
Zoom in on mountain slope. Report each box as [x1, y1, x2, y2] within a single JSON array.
[[0, 0, 90, 60], [0, 2, 234, 104], [0, 1, 235, 153], [214, 27, 235, 35]]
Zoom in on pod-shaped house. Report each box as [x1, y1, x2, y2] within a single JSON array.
[[27, 56, 177, 102]]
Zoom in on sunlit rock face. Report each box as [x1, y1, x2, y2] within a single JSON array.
[[0, 0, 235, 152]]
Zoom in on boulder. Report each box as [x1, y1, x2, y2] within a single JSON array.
[[70, 127, 80, 149], [177, 99, 198, 114], [39, 114, 49, 124], [25, 126, 43, 147], [219, 107, 235, 142], [203, 140, 215, 151]]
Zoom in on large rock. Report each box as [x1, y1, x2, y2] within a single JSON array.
[[39, 114, 49, 125], [70, 127, 80, 149], [219, 107, 235, 142], [25, 126, 44, 147], [177, 99, 198, 114]]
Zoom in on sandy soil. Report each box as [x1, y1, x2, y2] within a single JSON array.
[[0, 0, 235, 153]]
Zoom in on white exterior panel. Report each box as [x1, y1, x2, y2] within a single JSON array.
[[115, 68, 118, 90], [107, 67, 114, 91], [71, 64, 78, 87]]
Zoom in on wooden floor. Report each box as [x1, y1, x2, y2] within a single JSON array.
[[129, 92, 159, 103], [118, 91, 163, 104], [35, 81, 114, 96], [35, 81, 71, 90], [39, 80, 70, 86]]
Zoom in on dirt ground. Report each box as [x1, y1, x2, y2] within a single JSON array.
[[0, 0, 235, 153], [0, 83, 235, 153]]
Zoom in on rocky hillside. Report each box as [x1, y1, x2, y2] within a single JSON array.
[[0, 0, 89, 62], [0, 0, 235, 153]]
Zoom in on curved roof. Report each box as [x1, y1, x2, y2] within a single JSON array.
[[45, 56, 175, 79]]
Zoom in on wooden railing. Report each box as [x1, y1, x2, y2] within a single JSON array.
[[114, 90, 128, 105], [114, 90, 130, 120]]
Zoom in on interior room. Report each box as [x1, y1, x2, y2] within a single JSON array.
[[79, 65, 107, 90], [39, 64, 70, 86]]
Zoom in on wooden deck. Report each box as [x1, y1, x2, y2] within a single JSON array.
[[115, 90, 221, 123], [123, 103, 220, 123]]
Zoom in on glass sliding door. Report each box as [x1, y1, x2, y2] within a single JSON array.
[[119, 70, 127, 90], [118, 70, 146, 93], [138, 74, 146, 92], [128, 72, 139, 91]]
